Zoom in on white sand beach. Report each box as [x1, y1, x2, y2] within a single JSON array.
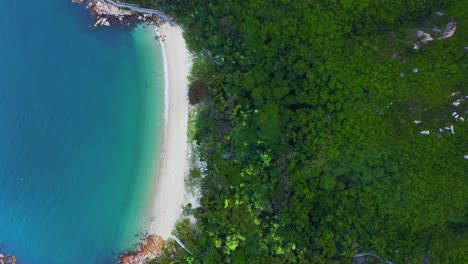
[[148, 24, 191, 239]]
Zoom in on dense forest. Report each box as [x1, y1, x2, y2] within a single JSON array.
[[130, 0, 467, 263]]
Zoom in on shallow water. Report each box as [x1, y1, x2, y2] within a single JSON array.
[[0, 1, 164, 262]]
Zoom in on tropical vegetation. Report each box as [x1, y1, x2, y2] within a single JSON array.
[[130, 0, 467, 263]]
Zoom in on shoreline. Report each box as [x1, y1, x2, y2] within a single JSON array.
[[146, 23, 191, 239]]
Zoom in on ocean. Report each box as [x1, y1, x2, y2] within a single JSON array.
[[0, 1, 164, 262]]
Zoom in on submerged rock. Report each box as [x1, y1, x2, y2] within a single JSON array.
[[0, 254, 17, 264]]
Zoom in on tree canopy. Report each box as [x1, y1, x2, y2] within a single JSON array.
[[129, 0, 468, 262]]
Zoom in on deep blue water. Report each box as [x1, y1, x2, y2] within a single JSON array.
[[0, 1, 164, 262]]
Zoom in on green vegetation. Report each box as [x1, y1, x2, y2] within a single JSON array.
[[132, 0, 467, 262]]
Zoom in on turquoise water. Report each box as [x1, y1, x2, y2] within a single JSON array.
[[0, 1, 164, 263]]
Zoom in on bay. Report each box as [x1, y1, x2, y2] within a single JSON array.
[[0, 1, 164, 262]]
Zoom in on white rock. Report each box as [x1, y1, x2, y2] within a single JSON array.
[[420, 130, 430, 135], [452, 112, 458, 117], [459, 117, 465, 121], [439, 128, 444, 132], [413, 68, 419, 73], [455, 114, 460, 119], [450, 125, 455, 135], [414, 120, 422, 124], [464, 155, 468, 160], [445, 127, 451, 131], [453, 101, 461, 106], [439, 22, 457, 40], [417, 31, 434, 43]]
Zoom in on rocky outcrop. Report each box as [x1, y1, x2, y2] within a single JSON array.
[[86, 0, 132, 17], [73, 0, 164, 28], [119, 235, 164, 264], [413, 21, 457, 49], [0, 254, 16, 264], [439, 22, 457, 39]]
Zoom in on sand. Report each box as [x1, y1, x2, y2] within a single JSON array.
[[148, 24, 191, 239]]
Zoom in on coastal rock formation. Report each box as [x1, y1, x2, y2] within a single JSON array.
[[0, 254, 16, 264], [86, 0, 132, 17], [73, 0, 164, 28], [119, 235, 164, 264]]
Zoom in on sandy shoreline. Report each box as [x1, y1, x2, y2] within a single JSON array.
[[147, 24, 191, 239]]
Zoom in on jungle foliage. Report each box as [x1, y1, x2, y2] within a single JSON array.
[[131, 0, 468, 263]]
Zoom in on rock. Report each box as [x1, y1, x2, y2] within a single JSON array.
[[0, 253, 16, 264], [459, 117, 464, 122], [400, 72, 405, 77], [420, 130, 430, 135], [413, 68, 418, 73], [439, 22, 457, 40], [453, 101, 461, 106], [464, 155, 468, 160], [452, 112, 458, 117], [86, 0, 133, 17], [119, 235, 164, 264], [417, 31, 434, 44], [414, 120, 422, 124], [450, 125, 455, 135]]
